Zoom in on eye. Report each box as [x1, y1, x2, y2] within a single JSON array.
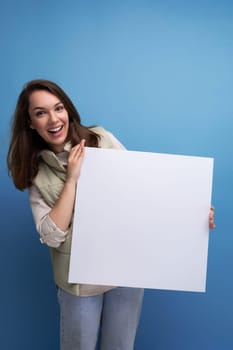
[[35, 110, 46, 117], [55, 104, 64, 112]]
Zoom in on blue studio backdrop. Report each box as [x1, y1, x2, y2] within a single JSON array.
[[1, 1, 232, 349]]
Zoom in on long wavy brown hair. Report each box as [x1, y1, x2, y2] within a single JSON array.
[[7, 79, 100, 190]]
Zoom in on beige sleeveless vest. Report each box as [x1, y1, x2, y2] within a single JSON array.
[[33, 127, 118, 295]]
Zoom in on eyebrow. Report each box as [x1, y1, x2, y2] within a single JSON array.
[[32, 101, 63, 111]]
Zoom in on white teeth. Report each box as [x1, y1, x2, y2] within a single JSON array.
[[49, 126, 62, 133]]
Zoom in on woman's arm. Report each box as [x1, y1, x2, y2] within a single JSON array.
[[29, 185, 68, 247], [48, 139, 85, 231], [29, 140, 85, 248]]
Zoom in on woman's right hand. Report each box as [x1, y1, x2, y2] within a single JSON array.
[[48, 139, 86, 232], [66, 139, 86, 183]]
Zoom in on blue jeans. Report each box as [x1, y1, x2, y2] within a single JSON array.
[[57, 287, 144, 350]]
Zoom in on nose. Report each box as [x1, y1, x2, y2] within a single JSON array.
[[48, 111, 58, 123]]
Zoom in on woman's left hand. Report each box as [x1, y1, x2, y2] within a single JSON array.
[[209, 206, 216, 229]]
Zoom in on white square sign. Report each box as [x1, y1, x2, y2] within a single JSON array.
[[69, 148, 213, 292]]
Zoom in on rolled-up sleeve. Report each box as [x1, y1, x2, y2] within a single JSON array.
[[29, 185, 68, 248]]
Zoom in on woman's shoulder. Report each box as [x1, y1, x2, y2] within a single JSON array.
[[89, 126, 125, 150], [89, 125, 107, 135]]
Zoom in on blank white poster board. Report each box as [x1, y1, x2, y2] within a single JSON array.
[[69, 148, 214, 292]]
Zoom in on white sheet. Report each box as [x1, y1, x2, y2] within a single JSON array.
[[69, 148, 214, 292]]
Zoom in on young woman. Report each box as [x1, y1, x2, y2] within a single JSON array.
[[7, 79, 144, 350], [7, 79, 215, 350]]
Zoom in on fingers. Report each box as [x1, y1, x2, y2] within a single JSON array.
[[69, 139, 85, 159], [80, 139, 86, 148], [209, 206, 216, 229], [67, 140, 86, 182]]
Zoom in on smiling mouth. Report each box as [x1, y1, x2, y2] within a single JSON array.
[[48, 126, 63, 134]]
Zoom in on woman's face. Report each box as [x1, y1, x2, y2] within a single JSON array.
[[28, 90, 69, 153]]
